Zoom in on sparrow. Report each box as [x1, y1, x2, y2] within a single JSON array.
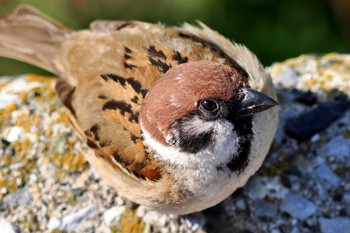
[[0, 5, 278, 214]]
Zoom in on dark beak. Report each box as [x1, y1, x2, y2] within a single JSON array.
[[235, 87, 278, 118]]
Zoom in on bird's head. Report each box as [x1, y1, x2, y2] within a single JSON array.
[[140, 61, 278, 169]]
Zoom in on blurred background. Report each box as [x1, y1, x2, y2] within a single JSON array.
[[0, 0, 349, 75]]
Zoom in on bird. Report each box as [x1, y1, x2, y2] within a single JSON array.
[[0, 5, 278, 215]]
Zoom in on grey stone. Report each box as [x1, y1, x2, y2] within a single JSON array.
[[280, 192, 317, 220], [60, 204, 98, 231], [324, 136, 350, 159], [0, 218, 17, 233], [253, 199, 277, 218], [47, 217, 61, 231], [315, 163, 341, 187], [275, 66, 299, 88], [290, 227, 301, 233], [3, 186, 32, 207], [343, 192, 350, 204], [245, 177, 288, 200], [6, 127, 24, 143], [0, 93, 20, 110], [270, 229, 281, 233], [235, 199, 246, 210], [319, 217, 350, 233], [103, 206, 125, 226]]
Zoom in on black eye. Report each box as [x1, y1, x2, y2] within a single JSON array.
[[199, 99, 219, 112]]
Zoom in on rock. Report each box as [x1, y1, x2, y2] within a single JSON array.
[[60, 204, 98, 231], [143, 210, 164, 225], [319, 217, 350, 233], [73, 171, 90, 189], [103, 206, 125, 226], [280, 192, 317, 220], [47, 217, 61, 231], [315, 164, 341, 187], [0, 93, 20, 110], [274, 66, 299, 88], [5, 127, 24, 143], [343, 192, 350, 204], [1, 76, 42, 93], [245, 177, 288, 200], [290, 227, 301, 233], [323, 135, 350, 159], [3, 186, 32, 207], [253, 199, 277, 218], [270, 229, 281, 233], [235, 199, 246, 210], [285, 99, 350, 142], [294, 90, 318, 106], [0, 138, 11, 148], [0, 218, 17, 233], [184, 216, 206, 232]]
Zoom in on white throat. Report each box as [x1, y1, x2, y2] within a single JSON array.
[[141, 119, 239, 197]]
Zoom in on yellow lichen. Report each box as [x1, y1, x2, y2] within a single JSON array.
[[110, 207, 145, 233]]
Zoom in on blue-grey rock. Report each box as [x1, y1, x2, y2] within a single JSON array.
[[245, 177, 288, 200], [270, 229, 281, 233], [319, 217, 350, 233], [280, 192, 317, 220], [285, 100, 350, 142], [315, 182, 327, 198], [343, 192, 350, 204], [290, 227, 301, 233], [324, 135, 350, 159], [315, 163, 341, 187], [3, 186, 32, 207], [60, 204, 98, 231], [254, 199, 277, 218], [294, 90, 318, 106]]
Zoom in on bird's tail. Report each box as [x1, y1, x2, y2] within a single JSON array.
[[0, 5, 71, 73]]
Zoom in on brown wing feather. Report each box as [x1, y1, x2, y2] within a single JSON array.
[[0, 5, 70, 73]]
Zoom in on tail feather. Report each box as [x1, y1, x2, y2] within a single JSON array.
[[0, 5, 70, 73]]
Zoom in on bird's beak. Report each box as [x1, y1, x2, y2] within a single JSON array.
[[234, 87, 278, 118]]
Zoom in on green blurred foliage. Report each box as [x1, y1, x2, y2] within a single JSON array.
[[0, 0, 348, 75]]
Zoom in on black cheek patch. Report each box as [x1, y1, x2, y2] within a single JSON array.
[[178, 132, 213, 153], [169, 115, 214, 154]]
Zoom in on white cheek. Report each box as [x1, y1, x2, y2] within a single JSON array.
[[184, 117, 215, 134], [142, 119, 238, 168]]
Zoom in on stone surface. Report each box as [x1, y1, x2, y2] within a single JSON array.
[[319, 217, 350, 233], [103, 206, 126, 226], [285, 99, 350, 142], [59, 204, 99, 231], [253, 199, 277, 218], [323, 135, 350, 159], [315, 163, 341, 187], [0, 93, 20, 110], [3, 186, 32, 207], [0, 218, 17, 233], [280, 192, 317, 220]]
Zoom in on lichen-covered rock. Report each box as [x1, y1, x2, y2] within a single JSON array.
[[0, 53, 349, 232]]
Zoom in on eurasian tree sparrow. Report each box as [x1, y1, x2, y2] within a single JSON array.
[[0, 5, 278, 214]]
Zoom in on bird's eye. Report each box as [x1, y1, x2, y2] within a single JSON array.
[[199, 99, 219, 112]]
